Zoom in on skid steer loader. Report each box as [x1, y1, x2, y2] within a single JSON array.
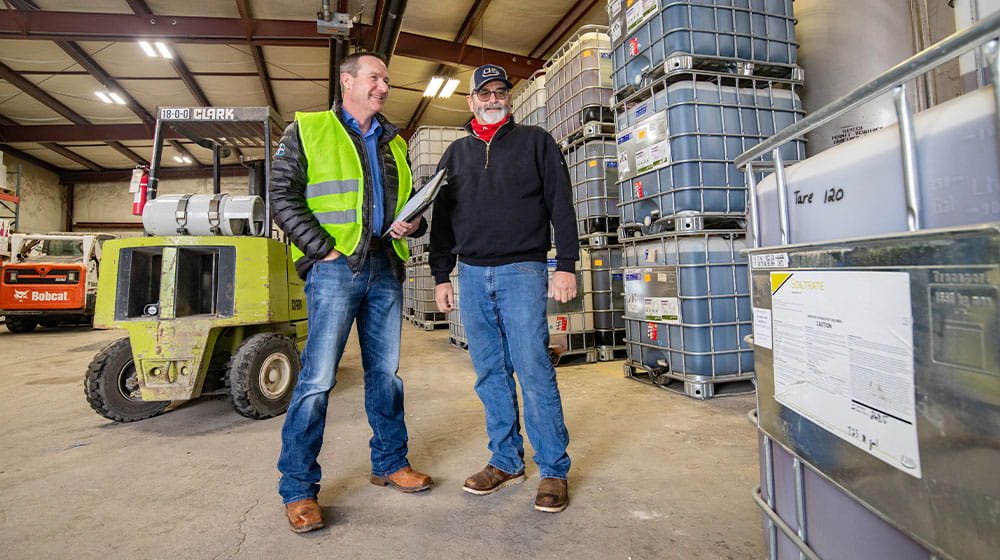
[[84, 107, 308, 422], [1, 232, 114, 332]]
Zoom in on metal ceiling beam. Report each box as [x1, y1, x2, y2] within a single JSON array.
[[0, 124, 181, 143], [372, 0, 407, 63], [0, 144, 62, 174], [54, 41, 197, 164], [56, 41, 153, 125], [169, 57, 211, 106], [126, 0, 211, 107], [0, 60, 87, 125], [5, 2, 191, 166], [0, 59, 150, 165], [235, 0, 279, 114], [0, 11, 545, 78], [127, 1, 246, 161], [106, 141, 148, 165], [59, 42, 198, 165], [40, 142, 103, 172], [124, 0, 152, 14], [8, 6, 152, 119], [10, 70, 427, 92], [62, 163, 250, 184], [529, 0, 604, 58], [364, 25, 543, 78], [406, 0, 492, 130]]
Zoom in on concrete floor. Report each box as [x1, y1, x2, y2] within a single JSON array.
[[0, 323, 764, 559]]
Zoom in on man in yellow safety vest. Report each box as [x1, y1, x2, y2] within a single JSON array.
[[270, 51, 433, 534]]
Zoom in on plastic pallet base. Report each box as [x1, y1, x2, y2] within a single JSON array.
[[559, 121, 618, 148], [550, 347, 598, 366], [407, 314, 448, 331], [614, 54, 804, 103], [597, 345, 627, 362], [578, 216, 620, 237], [408, 253, 429, 264], [622, 362, 755, 399], [619, 214, 747, 240], [448, 336, 469, 350], [580, 233, 620, 248]]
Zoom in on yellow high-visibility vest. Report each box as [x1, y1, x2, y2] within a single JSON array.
[[292, 110, 411, 262]]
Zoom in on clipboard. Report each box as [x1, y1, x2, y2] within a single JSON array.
[[381, 167, 447, 239]]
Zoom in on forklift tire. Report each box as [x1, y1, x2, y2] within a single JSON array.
[[228, 333, 300, 419], [84, 337, 170, 422], [5, 317, 38, 333]]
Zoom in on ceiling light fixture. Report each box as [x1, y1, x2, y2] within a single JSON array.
[[173, 155, 183, 163], [94, 91, 113, 103], [138, 41, 157, 57], [422, 76, 444, 97], [155, 42, 173, 59], [108, 92, 126, 105], [438, 79, 461, 99]]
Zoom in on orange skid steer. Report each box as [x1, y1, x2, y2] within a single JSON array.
[[0, 233, 114, 333]]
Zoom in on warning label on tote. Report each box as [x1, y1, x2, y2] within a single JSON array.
[[770, 270, 921, 477]]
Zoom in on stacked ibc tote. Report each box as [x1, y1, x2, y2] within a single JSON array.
[[404, 126, 466, 330], [739, 11, 1000, 559], [607, 0, 805, 398], [511, 70, 548, 129], [541, 26, 627, 364]]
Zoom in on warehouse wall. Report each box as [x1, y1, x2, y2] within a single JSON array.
[[1, 153, 67, 234], [1, 149, 260, 239], [72, 173, 253, 238]]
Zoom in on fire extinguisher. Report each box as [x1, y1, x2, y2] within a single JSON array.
[[131, 165, 149, 216]]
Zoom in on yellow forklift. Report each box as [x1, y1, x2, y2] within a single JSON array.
[[84, 107, 307, 422]]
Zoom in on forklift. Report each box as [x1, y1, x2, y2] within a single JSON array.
[[84, 107, 307, 423]]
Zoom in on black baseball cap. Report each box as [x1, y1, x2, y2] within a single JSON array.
[[471, 64, 513, 92]]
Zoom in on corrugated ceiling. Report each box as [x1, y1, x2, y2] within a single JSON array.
[[0, 0, 610, 180]]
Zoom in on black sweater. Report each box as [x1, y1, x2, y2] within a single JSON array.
[[429, 118, 579, 284]]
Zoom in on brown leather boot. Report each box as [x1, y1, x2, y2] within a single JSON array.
[[370, 466, 433, 493], [462, 465, 526, 495], [534, 478, 568, 513], [285, 498, 324, 533]]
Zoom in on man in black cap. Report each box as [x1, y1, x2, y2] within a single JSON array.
[[430, 63, 579, 513]]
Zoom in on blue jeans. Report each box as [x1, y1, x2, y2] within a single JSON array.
[[277, 252, 409, 504], [458, 261, 571, 479]]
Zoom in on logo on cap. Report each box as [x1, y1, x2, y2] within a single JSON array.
[[482, 66, 501, 78]]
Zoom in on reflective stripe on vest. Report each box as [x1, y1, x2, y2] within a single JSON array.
[[292, 110, 412, 263]]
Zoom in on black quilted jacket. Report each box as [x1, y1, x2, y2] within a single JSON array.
[[269, 104, 426, 281]]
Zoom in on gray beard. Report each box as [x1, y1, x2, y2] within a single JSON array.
[[476, 107, 508, 125]]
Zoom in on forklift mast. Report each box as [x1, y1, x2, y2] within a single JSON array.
[[146, 106, 285, 238]]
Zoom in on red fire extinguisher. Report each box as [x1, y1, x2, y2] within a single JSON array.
[[131, 165, 149, 216]]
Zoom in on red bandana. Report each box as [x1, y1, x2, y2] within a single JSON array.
[[470, 115, 510, 142]]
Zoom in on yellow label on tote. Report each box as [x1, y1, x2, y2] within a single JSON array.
[[594, 259, 604, 266], [583, 50, 593, 57], [589, 160, 598, 167]]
